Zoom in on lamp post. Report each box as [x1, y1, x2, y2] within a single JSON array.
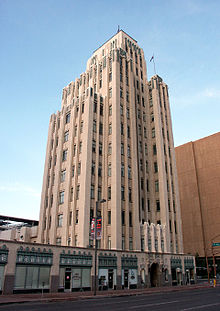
[[94, 199, 106, 296]]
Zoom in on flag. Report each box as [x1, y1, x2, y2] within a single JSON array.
[[150, 55, 154, 62]]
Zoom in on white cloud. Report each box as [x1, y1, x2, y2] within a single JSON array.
[[171, 87, 220, 108], [0, 183, 41, 198]]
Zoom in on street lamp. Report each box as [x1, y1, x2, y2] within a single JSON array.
[[94, 199, 106, 296]]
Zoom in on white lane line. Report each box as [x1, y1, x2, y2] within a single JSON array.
[[181, 302, 220, 310], [129, 300, 179, 309]]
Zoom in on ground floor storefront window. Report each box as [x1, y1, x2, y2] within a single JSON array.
[[14, 265, 50, 291], [59, 267, 91, 291]]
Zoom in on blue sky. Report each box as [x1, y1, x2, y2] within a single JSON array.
[[0, 0, 220, 220]]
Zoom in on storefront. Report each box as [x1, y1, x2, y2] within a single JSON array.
[[98, 254, 117, 290], [59, 250, 92, 291], [121, 255, 138, 289], [171, 257, 182, 286], [184, 258, 195, 284], [14, 246, 53, 293]]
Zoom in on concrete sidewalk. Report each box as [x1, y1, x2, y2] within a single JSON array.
[[0, 283, 216, 306]]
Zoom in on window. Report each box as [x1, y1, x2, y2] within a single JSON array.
[[152, 128, 155, 138], [156, 200, 160, 211], [99, 142, 102, 155], [94, 102, 97, 113], [127, 145, 131, 157], [126, 108, 130, 119], [59, 191, 64, 204], [76, 185, 80, 200], [155, 180, 159, 192], [109, 123, 112, 135], [120, 104, 123, 116], [108, 211, 111, 225], [79, 141, 82, 153], [98, 163, 102, 176], [62, 149, 67, 161], [153, 144, 157, 155], [70, 187, 73, 202], [108, 163, 111, 177], [109, 88, 112, 98], [74, 125, 77, 136], [77, 162, 81, 175], [121, 186, 125, 200], [90, 185, 95, 199], [121, 123, 124, 135], [127, 126, 130, 138], [121, 163, 125, 177], [151, 113, 154, 122], [128, 166, 131, 179], [73, 144, 76, 156], [100, 104, 103, 116], [129, 188, 132, 202], [64, 131, 69, 142], [145, 144, 148, 155], [72, 165, 75, 177], [82, 103, 84, 113], [108, 186, 111, 200], [109, 105, 112, 116], [92, 140, 96, 153], [121, 143, 124, 155], [98, 186, 102, 200], [108, 143, 112, 155], [154, 162, 158, 173], [61, 169, 66, 182], [129, 212, 132, 227], [80, 121, 83, 133], [122, 211, 125, 225], [91, 161, 95, 175], [66, 113, 71, 124], [99, 123, 103, 135], [144, 127, 147, 138], [58, 214, 63, 227], [93, 120, 96, 132], [76, 210, 79, 224], [109, 72, 112, 82], [126, 91, 129, 102], [120, 87, 123, 98]]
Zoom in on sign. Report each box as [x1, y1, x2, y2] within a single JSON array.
[[212, 242, 220, 247], [91, 217, 102, 240]]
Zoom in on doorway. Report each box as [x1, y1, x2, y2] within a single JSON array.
[[124, 269, 129, 288], [65, 268, 71, 290], [150, 263, 160, 287], [108, 269, 114, 289]]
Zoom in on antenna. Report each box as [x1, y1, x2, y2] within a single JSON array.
[[117, 25, 120, 33]]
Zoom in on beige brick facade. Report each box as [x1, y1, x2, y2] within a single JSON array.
[[37, 30, 183, 255], [175, 132, 220, 257]]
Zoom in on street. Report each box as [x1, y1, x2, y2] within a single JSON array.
[[0, 288, 220, 311]]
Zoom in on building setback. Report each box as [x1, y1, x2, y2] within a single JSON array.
[[175, 132, 220, 258], [37, 30, 183, 256]]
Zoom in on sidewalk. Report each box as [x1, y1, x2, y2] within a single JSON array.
[[0, 283, 217, 306]]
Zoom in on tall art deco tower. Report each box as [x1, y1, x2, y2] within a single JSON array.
[[37, 30, 183, 255]]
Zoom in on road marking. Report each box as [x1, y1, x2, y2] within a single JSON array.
[[181, 302, 220, 310], [129, 300, 179, 309]]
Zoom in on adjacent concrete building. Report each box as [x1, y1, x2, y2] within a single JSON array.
[[37, 30, 183, 256], [175, 132, 220, 258]]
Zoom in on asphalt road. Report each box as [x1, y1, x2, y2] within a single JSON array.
[[1, 288, 220, 311]]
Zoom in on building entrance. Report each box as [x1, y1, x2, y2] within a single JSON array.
[[65, 268, 71, 290], [108, 269, 114, 289], [150, 263, 160, 287]]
